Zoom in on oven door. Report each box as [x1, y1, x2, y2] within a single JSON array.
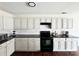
[[41, 38, 53, 51]]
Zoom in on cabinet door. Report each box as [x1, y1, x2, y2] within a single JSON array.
[[0, 43, 7, 56], [46, 17, 52, 22], [28, 17, 34, 29], [65, 38, 72, 51], [71, 38, 78, 51], [7, 39, 15, 56], [15, 38, 28, 51], [21, 17, 28, 30], [0, 16, 3, 30], [34, 38, 40, 51], [28, 38, 35, 51], [57, 18, 62, 29], [68, 18, 73, 29], [63, 18, 68, 29], [40, 17, 46, 22], [59, 38, 65, 51], [14, 17, 21, 30], [34, 18, 40, 29], [51, 18, 56, 29], [53, 38, 59, 51]]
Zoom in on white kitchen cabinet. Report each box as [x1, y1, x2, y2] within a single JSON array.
[[46, 17, 52, 22], [28, 38, 35, 51], [0, 16, 3, 30], [0, 42, 7, 56], [27, 17, 34, 29], [14, 17, 21, 30], [71, 38, 78, 51], [65, 38, 72, 51], [7, 38, 15, 56], [59, 38, 65, 51], [34, 38, 40, 51], [15, 38, 40, 51], [53, 38, 59, 51], [51, 18, 56, 29], [63, 18, 68, 29], [3, 16, 13, 30], [34, 18, 40, 29], [68, 18, 73, 29], [21, 17, 28, 30], [53, 38, 65, 51], [40, 17, 46, 22], [28, 38, 40, 51], [15, 38, 28, 51], [56, 18, 62, 29], [53, 38, 78, 51]]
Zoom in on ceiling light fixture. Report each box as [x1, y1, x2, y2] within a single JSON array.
[[26, 2, 36, 7], [61, 12, 67, 14]]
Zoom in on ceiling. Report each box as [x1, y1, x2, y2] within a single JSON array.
[[0, 2, 79, 14]]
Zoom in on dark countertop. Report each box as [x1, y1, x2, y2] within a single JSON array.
[[15, 34, 79, 38], [0, 36, 14, 44]]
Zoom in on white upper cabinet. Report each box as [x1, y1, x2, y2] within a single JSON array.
[[3, 16, 13, 31], [46, 17, 52, 22], [51, 17, 56, 29], [0, 16, 3, 30], [34, 17, 40, 29], [68, 18, 73, 29], [40, 17, 46, 22], [27, 17, 34, 29], [14, 17, 21, 30], [63, 18, 68, 29], [56, 17, 62, 29], [21, 17, 28, 30]]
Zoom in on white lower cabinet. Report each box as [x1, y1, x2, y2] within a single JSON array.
[[53, 38, 78, 51], [15, 38, 40, 51], [15, 38, 28, 51], [53, 38, 65, 51], [0, 38, 15, 56], [0, 43, 7, 56], [7, 39, 15, 56]]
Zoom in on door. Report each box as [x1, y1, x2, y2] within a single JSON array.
[[46, 17, 52, 22], [51, 17, 56, 29], [34, 38, 40, 51], [65, 38, 72, 51], [14, 17, 21, 30], [28, 17, 34, 29], [53, 38, 59, 51], [71, 38, 78, 51], [7, 39, 15, 56], [34, 17, 40, 29], [21, 17, 28, 30], [40, 17, 46, 22], [57, 17, 62, 29], [0, 43, 7, 56], [15, 38, 28, 51], [59, 38, 65, 51], [28, 38, 35, 51]]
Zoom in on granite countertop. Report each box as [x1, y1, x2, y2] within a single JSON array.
[[15, 33, 79, 38], [0, 36, 14, 44]]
